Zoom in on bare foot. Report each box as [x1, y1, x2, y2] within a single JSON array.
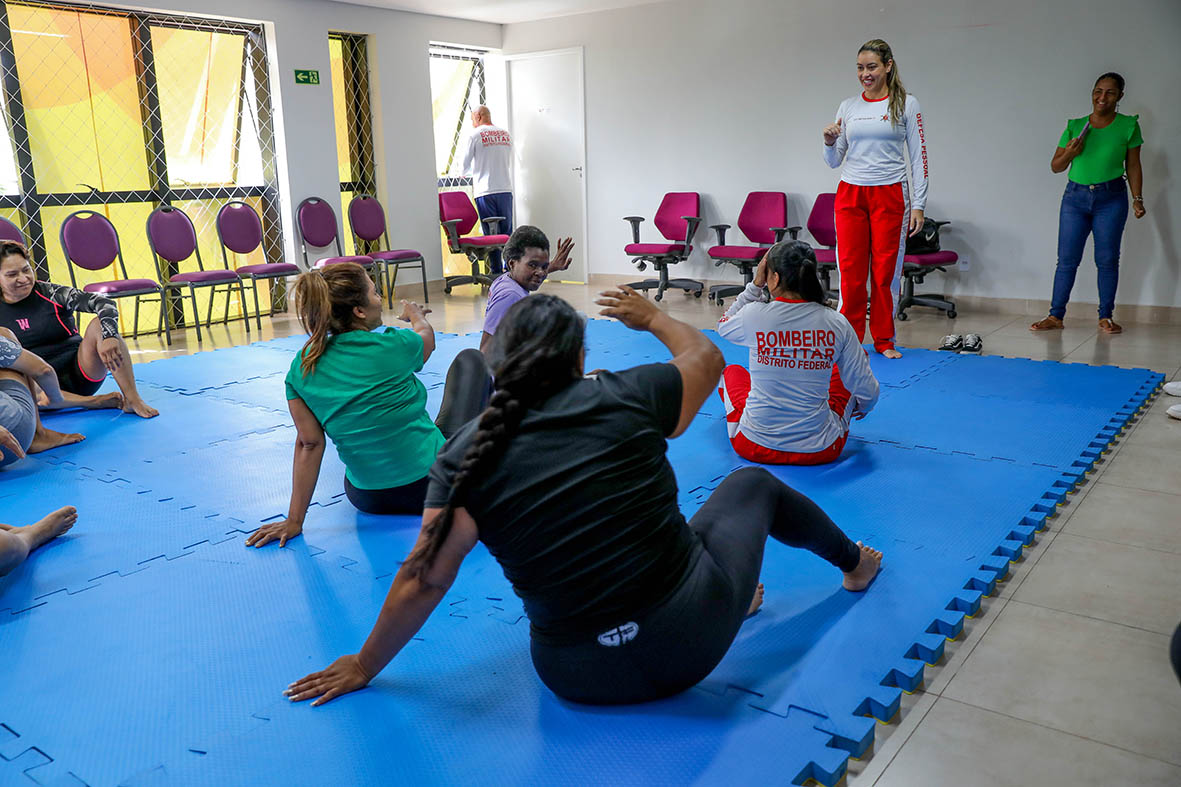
[[16, 506, 77, 550], [123, 397, 159, 419], [28, 425, 85, 453], [881, 348, 903, 360], [746, 582, 765, 617], [842, 542, 883, 591], [81, 392, 124, 410]]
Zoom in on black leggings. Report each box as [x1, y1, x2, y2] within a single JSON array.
[[530, 467, 861, 705], [342, 349, 492, 515]]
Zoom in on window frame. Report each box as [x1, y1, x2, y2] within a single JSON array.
[[0, 0, 284, 288], [430, 44, 486, 189]]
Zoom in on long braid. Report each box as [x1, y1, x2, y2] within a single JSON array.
[[404, 296, 585, 577]]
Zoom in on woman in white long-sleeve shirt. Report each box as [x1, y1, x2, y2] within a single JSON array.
[[716, 241, 879, 465], [822, 38, 928, 359]]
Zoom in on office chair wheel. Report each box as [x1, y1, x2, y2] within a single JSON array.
[[444, 286, 452, 295], [716, 298, 725, 308], [898, 311, 909, 321], [654, 292, 664, 302], [947, 310, 957, 319], [693, 290, 702, 298]]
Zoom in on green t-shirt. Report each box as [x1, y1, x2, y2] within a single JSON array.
[[285, 327, 444, 490], [1058, 113, 1143, 185]]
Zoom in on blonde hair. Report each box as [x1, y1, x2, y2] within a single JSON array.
[[292, 263, 371, 376], [859, 39, 907, 127]]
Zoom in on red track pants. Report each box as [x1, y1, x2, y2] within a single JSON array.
[[834, 180, 908, 353], [719, 365, 852, 466]]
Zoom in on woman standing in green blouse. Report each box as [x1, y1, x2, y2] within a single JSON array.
[[1032, 72, 1145, 335]]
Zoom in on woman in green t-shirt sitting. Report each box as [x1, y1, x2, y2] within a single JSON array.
[[1032, 72, 1146, 335], [247, 263, 491, 548]]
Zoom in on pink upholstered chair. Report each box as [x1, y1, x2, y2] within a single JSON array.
[[295, 197, 376, 283], [59, 210, 167, 341], [147, 204, 248, 343], [438, 191, 508, 294], [623, 192, 702, 302], [805, 193, 839, 301], [216, 201, 300, 331], [898, 220, 958, 321], [348, 194, 427, 306], [707, 191, 793, 308]]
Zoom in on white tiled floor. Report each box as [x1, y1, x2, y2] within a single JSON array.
[[125, 281, 1181, 785]]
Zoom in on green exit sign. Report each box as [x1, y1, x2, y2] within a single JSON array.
[[294, 69, 320, 85]]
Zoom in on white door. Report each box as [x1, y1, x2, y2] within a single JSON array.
[[505, 48, 588, 283]]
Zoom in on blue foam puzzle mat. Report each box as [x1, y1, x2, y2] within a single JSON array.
[[0, 319, 1162, 786]]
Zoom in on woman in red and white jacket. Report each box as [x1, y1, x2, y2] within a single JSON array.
[[823, 38, 928, 359], [716, 241, 879, 465]]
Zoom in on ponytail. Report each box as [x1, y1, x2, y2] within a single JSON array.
[[860, 38, 907, 127], [292, 262, 371, 376], [403, 295, 585, 578], [764, 240, 827, 306]]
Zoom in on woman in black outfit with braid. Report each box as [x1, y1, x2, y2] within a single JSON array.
[[287, 288, 882, 706]]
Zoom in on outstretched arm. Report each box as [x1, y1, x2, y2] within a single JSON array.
[[42, 282, 120, 341], [286, 506, 479, 705], [0, 336, 68, 409], [597, 286, 724, 438], [246, 397, 325, 548], [398, 300, 435, 363]]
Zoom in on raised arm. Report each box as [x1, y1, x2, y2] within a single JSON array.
[[286, 506, 479, 705], [398, 300, 435, 363], [822, 103, 848, 169], [246, 396, 326, 548], [718, 256, 770, 331], [596, 285, 724, 438]]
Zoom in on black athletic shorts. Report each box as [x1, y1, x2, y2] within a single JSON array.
[[44, 343, 104, 396]]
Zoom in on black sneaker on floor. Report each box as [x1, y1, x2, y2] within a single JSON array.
[[939, 334, 963, 352], [961, 334, 983, 354]]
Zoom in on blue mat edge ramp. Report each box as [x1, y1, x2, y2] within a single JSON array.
[[0, 327, 1167, 787]]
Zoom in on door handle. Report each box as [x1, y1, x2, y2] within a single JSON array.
[[571, 167, 583, 172]]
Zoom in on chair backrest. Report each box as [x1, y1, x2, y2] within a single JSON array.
[[653, 192, 699, 242], [146, 205, 203, 271], [807, 193, 838, 248], [0, 216, 24, 245], [216, 201, 264, 259], [296, 197, 342, 252], [60, 211, 123, 275], [438, 191, 479, 237], [736, 191, 787, 245], [348, 194, 387, 245]]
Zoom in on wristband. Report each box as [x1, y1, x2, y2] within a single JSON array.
[[1132, 196, 1143, 202]]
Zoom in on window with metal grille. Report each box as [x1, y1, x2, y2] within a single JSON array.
[[0, 0, 282, 334], [328, 32, 374, 256], [429, 44, 485, 188]]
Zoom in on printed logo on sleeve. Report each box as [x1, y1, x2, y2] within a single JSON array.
[[597, 621, 639, 647], [754, 329, 836, 370]]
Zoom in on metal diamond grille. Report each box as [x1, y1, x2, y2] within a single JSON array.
[[329, 31, 374, 256], [0, 0, 283, 334]]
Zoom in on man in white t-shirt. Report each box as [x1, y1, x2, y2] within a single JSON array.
[[461, 106, 514, 274]]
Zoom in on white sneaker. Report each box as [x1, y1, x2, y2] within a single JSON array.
[[1164, 381, 1181, 397], [1168, 403, 1181, 421]]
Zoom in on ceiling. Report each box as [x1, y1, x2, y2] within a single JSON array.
[[341, 0, 668, 25]]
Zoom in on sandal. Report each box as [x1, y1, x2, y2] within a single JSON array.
[[1098, 319, 1122, 335], [1030, 316, 1063, 332]]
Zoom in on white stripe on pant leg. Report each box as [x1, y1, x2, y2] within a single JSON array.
[[888, 184, 910, 316], [720, 384, 741, 438]]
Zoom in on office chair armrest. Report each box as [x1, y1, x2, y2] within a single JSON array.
[[623, 216, 644, 244], [681, 216, 701, 248], [770, 226, 801, 243], [708, 223, 730, 246], [441, 219, 464, 248], [480, 216, 507, 235]]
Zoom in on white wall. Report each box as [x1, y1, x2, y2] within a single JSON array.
[[503, 0, 1181, 309], [129, 0, 500, 280]]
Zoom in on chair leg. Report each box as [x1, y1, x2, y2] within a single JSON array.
[[420, 262, 429, 304], [132, 295, 142, 338], [388, 264, 400, 306], [161, 290, 171, 346], [237, 283, 251, 335], [250, 279, 263, 332], [189, 284, 203, 343], [223, 285, 232, 327]]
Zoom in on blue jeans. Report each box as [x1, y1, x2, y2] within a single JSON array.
[[474, 191, 513, 274], [1050, 178, 1129, 320]]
